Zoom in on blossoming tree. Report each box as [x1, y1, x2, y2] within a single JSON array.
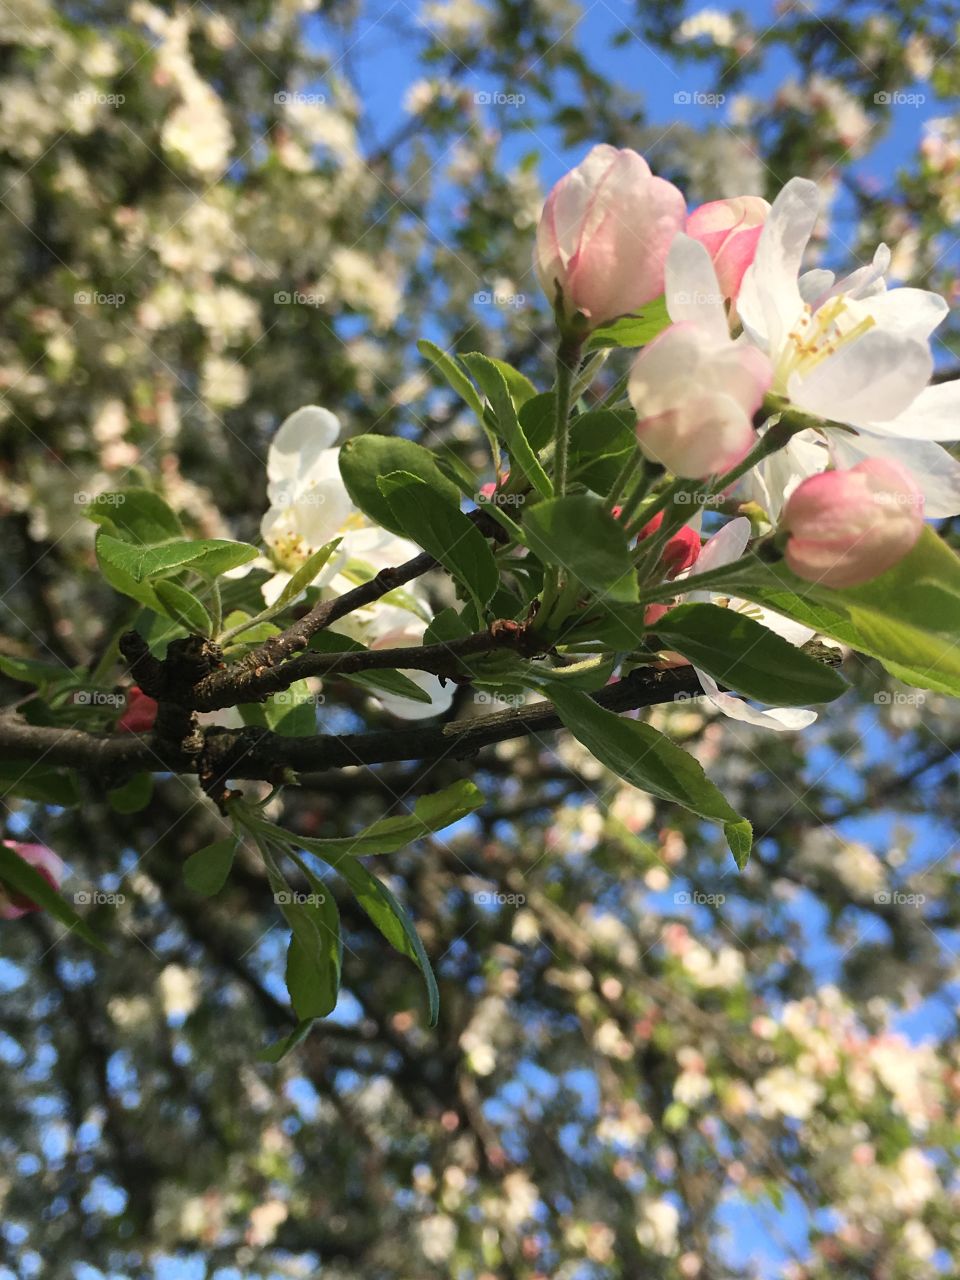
[[3, 2, 960, 1277]]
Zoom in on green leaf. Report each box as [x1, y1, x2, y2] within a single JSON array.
[[721, 529, 960, 696], [271, 539, 342, 609], [540, 682, 751, 866], [95, 529, 163, 612], [460, 353, 553, 500], [467, 353, 539, 411], [153, 580, 212, 635], [285, 780, 484, 859], [0, 843, 105, 950], [586, 297, 670, 350], [519, 393, 556, 453], [85, 487, 183, 543], [378, 472, 499, 609], [284, 884, 341, 1020], [568, 409, 637, 494], [308, 632, 432, 704], [107, 772, 154, 814], [653, 603, 847, 706], [0, 655, 71, 691], [336, 858, 440, 1025], [96, 534, 258, 584], [259, 1017, 318, 1062], [725, 820, 753, 872], [246, 679, 317, 737], [417, 339, 486, 419], [524, 495, 638, 603], [424, 608, 473, 646], [339, 434, 461, 537], [183, 836, 238, 896], [0, 761, 81, 806]]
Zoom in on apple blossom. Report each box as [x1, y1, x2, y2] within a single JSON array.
[[685, 195, 769, 301], [535, 144, 685, 328], [781, 458, 925, 588], [629, 235, 773, 477], [0, 842, 65, 920], [738, 177, 960, 446]]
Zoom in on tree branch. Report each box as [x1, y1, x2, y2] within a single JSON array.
[[0, 664, 704, 788]]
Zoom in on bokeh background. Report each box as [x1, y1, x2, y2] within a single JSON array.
[[2, 1, 960, 1277]]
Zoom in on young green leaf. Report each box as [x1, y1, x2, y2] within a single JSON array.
[[270, 539, 342, 609], [107, 772, 154, 814], [378, 471, 499, 609], [338, 434, 461, 536], [540, 681, 752, 867], [95, 535, 258, 584], [84, 487, 183, 543], [585, 297, 670, 350], [335, 858, 440, 1024], [460, 353, 553, 500], [0, 844, 105, 950], [524, 494, 638, 603], [153, 581, 213, 636], [184, 836, 239, 897], [652, 603, 847, 706]]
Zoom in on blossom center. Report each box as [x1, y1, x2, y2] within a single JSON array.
[[773, 295, 875, 391]]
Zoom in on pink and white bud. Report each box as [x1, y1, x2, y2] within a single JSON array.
[[781, 458, 924, 588], [0, 842, 65, 920], [629, 322, 772, 478], [685, 196, 769, 301], [535, 145, 686, 328]]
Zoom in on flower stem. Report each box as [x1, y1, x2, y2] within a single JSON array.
[[552, 335, 583, 498]]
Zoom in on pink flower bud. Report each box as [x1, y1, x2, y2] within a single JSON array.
[[117, 686, 158, 734], [782, 459, 925, 588], [535, 145, 686, 328], [685, 196, 770, 301], [637, 512, 702, 578], [0, 842, 65, 920], [629, 322, 772, 478]]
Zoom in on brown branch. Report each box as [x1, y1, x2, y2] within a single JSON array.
[[190, 622, 540, 711], [0, 664, 704, 789], [221, 509, 506, 683]]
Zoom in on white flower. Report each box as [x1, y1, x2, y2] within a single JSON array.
[[258, 407, 454, 721], [738, 177, 960, 516], [755, 1065, 823, 1120], [636, 1199, 679, 1255]]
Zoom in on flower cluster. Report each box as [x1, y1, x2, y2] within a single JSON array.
[[537, 145, 957, 589]]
